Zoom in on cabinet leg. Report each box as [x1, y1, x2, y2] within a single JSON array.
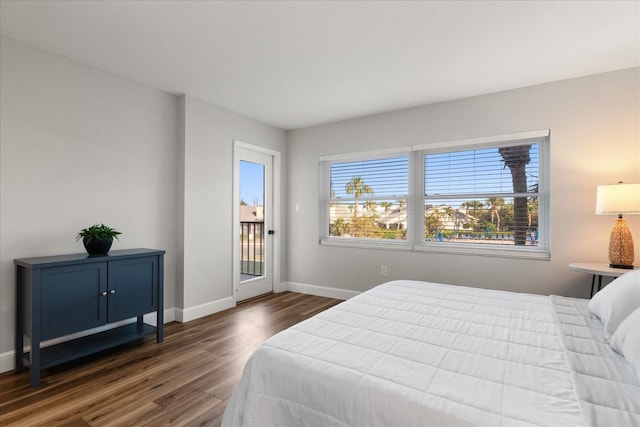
[[14, 336, 24, 373], [157, 310, 163, 343], [30, 371, 40, 387], [14, 333, 24, 373], [14, 344, 24, 373], [30, 345, 41, 387], [15, 266, 24, 372]]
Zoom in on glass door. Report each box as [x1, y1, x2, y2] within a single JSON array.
[[234, 144, 274, 301]]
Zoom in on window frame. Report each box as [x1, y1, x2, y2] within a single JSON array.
[[319, 148, 414, 251], [319, 130, 550, 259]]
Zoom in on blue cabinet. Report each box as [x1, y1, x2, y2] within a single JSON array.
[[41, 262, 109, 340], [15, 248, 164, 386], [107, 256, 161, 322]]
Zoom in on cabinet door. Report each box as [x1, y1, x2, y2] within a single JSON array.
[[41, 263, 108, 340], [107, 256, 158, 322]]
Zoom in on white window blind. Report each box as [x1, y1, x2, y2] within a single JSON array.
[[322, 156, 409, 241], [423, 142, 541, 248], [319, 131, 549, 258]]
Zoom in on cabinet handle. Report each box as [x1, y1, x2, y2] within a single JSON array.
[[109, 289, 116, 294], [101, 291, 108, 296]]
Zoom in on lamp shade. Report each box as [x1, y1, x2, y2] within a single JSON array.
[[595, 183, 640, 215]]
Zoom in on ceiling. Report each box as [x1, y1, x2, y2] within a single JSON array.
[[1, 1, 638, 130]]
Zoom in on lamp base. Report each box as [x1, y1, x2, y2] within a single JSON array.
[[608, 217, 635, 268], [609, 263, 634, 269]]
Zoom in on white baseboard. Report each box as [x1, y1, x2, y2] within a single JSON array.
[[0, 350, 15, 374], [174, 296, 235, 323], [143, 307, 176, 326], [284, 281, 360, 300]]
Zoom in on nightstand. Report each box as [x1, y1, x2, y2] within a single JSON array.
[[569, 262, 636, 298]]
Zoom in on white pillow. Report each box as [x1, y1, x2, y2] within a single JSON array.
[[588, 269, 640, 340], [610, 307, 640, 379]]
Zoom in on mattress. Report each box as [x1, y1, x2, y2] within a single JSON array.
[[222, 280, 640, 426]]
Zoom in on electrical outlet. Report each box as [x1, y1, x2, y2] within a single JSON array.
[[380, 265, 388, 277]]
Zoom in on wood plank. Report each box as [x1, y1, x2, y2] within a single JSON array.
[[0, 292, 341, 426]]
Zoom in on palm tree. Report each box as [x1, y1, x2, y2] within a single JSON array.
[[381, 201, 392, 229], [398, 199, 408, 230], [487, 197, 505, 231], [462, 200, 483, 218], [442, 206, 456, 221], [499, 145, 531, 245], [364, 200, 378, 226], [364, 200, 378, 216], [443, 206, 461, 236], [345, 176, 374, 218]]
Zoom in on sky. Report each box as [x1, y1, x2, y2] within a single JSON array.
[[240, 160, 264, 205]]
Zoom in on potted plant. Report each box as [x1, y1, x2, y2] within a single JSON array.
[[77, 224, 121, 255]]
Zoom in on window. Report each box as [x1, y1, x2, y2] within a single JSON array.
[[319, 130, 550, 258], [421, 140, 545, 257], [326, 155, 409, 241]]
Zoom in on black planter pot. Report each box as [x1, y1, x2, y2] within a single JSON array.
[[83, 236, 113, 255]]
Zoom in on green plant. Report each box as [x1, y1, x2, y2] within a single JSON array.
[[76, 224, 121, 243]]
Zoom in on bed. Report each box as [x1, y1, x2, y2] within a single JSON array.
[[222, 276, 640, 426]]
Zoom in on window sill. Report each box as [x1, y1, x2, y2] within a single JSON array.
[[320, 238, 413, 252], [414, 242, 550, 260], [320, 238, 550, 260]]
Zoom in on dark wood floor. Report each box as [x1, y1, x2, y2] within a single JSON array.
[[0, 292, 342, 426]]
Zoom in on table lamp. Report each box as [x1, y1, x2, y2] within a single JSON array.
[[595, 182, 640, 268]]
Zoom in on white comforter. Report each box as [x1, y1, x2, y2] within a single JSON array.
[[222, 280, 640, 426]]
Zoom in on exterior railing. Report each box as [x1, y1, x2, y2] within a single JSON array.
[[240, 221, 264, 276]]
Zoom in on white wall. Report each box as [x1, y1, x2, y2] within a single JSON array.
[[287, 68, 640, 298], [0, 37, 288, 370], [0, 37, 180, 361], [176, 94, 287, 320]]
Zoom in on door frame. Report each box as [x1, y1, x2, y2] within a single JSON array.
[[232, 140, 281, 302]]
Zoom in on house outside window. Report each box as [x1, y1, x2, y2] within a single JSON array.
[[319, 130, 550, 259]]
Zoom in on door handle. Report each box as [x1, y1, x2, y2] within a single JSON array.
[[101, 291, 108, 297], [109, 289, 116, 294], [268, 230, 275, 235]]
